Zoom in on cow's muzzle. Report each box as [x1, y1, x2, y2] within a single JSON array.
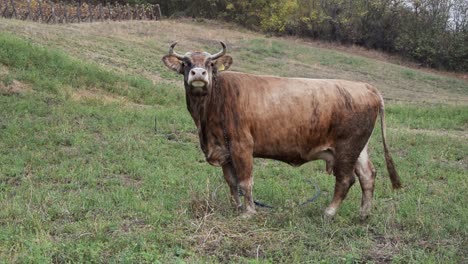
[[188, 67, 209, 89], [188, 68, 210, 96]]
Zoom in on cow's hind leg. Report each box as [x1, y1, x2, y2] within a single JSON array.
[[324, 161, 356, 218], [355, 145, 376, 220], [222, 163, 242, 212]]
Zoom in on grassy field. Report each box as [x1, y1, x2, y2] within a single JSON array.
[[0, 18, 467, 263]]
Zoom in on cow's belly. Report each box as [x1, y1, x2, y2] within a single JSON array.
[[254, 148, 335, 167], [254, 152, 309, 166], [252, 134, 334, 166]]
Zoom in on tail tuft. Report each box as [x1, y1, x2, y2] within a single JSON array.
[[379, 96, 402, 190], [385, 152, 402, 189]]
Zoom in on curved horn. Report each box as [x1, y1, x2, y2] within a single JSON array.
[[209, 41, 227, 60], [168, 42, 185, 60]]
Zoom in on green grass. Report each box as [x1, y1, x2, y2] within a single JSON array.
[[387, 104, 468, 130], [0, 20, 467, 263], [0, 33, 120, 93]]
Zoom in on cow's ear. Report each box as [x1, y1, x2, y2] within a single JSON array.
[[162, 55, 183, 74], [215, 55, 233, 71]]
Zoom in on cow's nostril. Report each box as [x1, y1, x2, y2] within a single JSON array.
[[202, 71, 207, 75], [191, 70, 195, 75]]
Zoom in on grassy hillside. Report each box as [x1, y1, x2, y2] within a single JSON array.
[[0, 18, 467, 263]]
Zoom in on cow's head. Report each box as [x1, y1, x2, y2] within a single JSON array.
[[162, 42, 233, 96]]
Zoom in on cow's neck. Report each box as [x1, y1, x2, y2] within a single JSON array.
[[185, 76, 227, 161], [186, 95, 208, 125], [185, 80, 222, 127]]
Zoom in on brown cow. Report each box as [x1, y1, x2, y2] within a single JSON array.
[[162, 41, 402, 220]]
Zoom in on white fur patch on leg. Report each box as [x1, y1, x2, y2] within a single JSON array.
[[358, 144, 369, 166], [324, 206, 337, 217], [357, 143, 372, 178]]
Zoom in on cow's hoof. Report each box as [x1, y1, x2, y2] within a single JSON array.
[[359, 213, 370, 222], [359, 206, 371, 221], [324, 207, 336, 218], [241, 213, 254, 219], [323, 207, 337, 223], [241, 209, 256, 219], [233, 205, 243, 213]]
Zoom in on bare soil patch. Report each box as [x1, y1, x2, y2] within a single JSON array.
[[0, 79, 33, 95]]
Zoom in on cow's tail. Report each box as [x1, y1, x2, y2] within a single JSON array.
[[379, 97, 402, 189]]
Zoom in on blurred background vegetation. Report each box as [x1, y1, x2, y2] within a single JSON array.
[[85, 0, 467, 72]]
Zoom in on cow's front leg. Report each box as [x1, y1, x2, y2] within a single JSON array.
[[222, 163, 241, 211], [239, 174, 255, 216], [230, 144, 255, 216]]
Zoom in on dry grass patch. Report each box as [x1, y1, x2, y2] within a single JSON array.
[[119, 174, 144, 189], [72, 88, 123, 103], [0, 79, 33, 95], [185, 181, 305, 262], [71, 88, 149, 108], [162, 130, 199, 144], [0, 65, 8, 75], [364, 234, 402, 263], [119, 217, 153, 234], [187, 215, 302, 262]]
